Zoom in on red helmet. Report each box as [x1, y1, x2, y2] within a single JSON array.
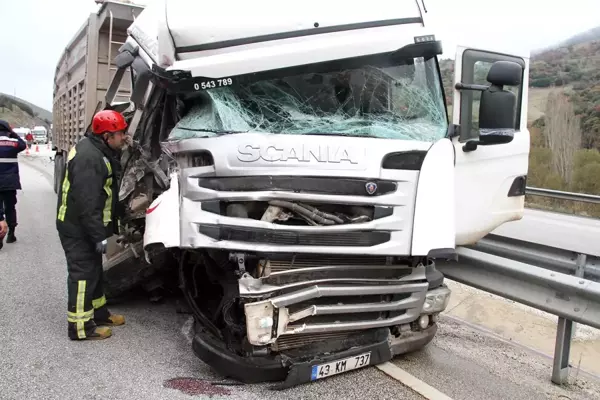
[[92, 110, 128, 135]]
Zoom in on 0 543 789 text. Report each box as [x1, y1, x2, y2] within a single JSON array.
[[194, 78, 233, 90]]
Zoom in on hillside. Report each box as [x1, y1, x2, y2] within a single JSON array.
[[536, 25, 600, 53], [529, 40, 600, 148], [2, 94, 52, 122], [0, 93, 52, 129]]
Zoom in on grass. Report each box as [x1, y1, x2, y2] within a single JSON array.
[[527, 85, 573, 124]]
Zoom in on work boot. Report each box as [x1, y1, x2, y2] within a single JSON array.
[[96, 313, 126, 327], [6, 227, 16, 244], [71, 326, 112, 341]]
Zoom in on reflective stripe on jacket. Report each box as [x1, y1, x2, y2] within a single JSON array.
[[0, 134, 27, 190]]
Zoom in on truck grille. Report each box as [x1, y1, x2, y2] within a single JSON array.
[[268, 255, 393, 272], [197, 176, 397, 197], [273, 331, 361, 352], [200, 225, 391, 247], [181, 167, 416, 255]]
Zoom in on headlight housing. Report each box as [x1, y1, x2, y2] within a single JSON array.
[[421, 286, 451, 314]]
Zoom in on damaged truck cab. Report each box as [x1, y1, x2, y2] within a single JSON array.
[[105, 0, 530, 386]]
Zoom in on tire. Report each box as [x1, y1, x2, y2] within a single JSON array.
[[53, 153, 64, 194]]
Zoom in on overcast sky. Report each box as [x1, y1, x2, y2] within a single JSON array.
[[1, 0, 598, 111]]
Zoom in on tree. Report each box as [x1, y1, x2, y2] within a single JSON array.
[[543, 91, 582, 182]]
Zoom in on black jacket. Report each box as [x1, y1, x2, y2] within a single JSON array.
[[56, 133, 122, 243], [0, 127, 27, 191]]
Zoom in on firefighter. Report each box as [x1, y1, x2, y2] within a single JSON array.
[[56, 110, 130, 341], [0, 120, 27, 247]]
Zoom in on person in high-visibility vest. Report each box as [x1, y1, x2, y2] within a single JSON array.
[[0, 120, 27, 249], [56, 110, 130, 341]]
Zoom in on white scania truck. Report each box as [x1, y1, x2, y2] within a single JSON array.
[[60, 0, 531, 387]]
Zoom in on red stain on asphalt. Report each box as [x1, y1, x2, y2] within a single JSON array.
[[163, 377, 231, 397]]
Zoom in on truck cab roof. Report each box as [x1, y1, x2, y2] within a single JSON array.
[[166, 0, 426, 53], [128, 0, 433, 78]]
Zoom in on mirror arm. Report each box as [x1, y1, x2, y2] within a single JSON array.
[[462, 132, 514, 152], [462, 139, 480, 153], [455, 82, 489, 92]]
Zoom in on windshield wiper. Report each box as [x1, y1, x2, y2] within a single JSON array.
[[305, 132, 389, 138], [176, 127, 249, 136], [304, 132, 356, 137]]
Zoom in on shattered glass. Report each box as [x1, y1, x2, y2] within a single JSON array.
[[169, 57, 447, 142]]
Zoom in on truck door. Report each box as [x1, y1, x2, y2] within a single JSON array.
[[451, 46, 530, 245]]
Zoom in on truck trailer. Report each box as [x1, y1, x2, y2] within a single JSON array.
[[53, 0, 531, 387], [52, 0, 143, 193]]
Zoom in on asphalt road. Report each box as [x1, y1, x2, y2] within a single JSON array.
[[494, 207, 600, 257], [2, 156, 600, 400]]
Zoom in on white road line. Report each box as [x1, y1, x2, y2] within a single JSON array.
[[376, 362, 454, 400]]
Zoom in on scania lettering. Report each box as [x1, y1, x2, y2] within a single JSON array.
[[54, 0, 531, 388], [237, 144, 362, 164]]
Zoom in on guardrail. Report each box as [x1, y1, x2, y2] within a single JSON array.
[[437, 236, 600, 385], [526, 186, 600, 204]]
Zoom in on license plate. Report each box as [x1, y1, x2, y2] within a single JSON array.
[[310, 352, 371, 381]]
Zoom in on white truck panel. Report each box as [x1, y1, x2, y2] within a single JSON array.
[[129, 0, 431, 69], [410, 138, 455, 256], [451, 46, 530, 245], [168, 23, 435, 79], [144, 172, 181, 257], [165, 0, 425, 51]]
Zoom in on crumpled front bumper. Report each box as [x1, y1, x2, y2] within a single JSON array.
[[191, 320, 439, 388], [240, 264, 450, 346]]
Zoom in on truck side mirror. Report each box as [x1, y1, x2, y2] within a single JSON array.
[[456, 60, 523, 152], [478, 60, 522, 145]]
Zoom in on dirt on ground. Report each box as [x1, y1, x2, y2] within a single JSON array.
[[445, 279, 600, 377]]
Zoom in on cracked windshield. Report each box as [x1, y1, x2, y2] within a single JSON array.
[[169, 56, 447, 141]]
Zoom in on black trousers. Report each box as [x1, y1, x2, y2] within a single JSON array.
[[0, 190, 17, 228], [58, 233, 110, 339]]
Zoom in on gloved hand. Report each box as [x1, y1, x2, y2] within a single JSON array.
[[95, 239, 108, 254], [0, 220, 7, 239]]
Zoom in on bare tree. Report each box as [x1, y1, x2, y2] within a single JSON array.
[[544, 90, 582, 182]]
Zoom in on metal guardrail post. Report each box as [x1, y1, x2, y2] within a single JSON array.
[[553, 318, 573, 384], [439, 247, 600, 384], [552, 254, 587, 384], [446, 188, 598, 383]]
